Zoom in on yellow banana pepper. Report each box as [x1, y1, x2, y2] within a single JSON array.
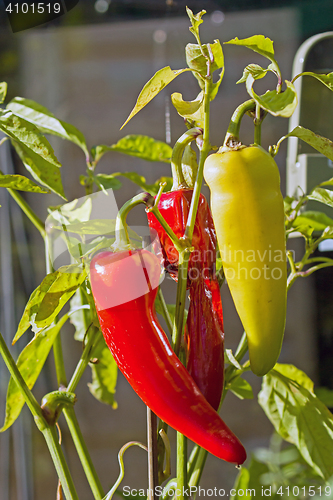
[[204, 144, 287, 376]]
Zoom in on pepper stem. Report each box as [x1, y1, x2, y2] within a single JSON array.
[[171, 128, 203, 190], [223, 99, 256, 147], [113, 192, 155, 251]]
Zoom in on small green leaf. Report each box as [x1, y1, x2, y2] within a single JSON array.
[[231, 468, 252, 499], [258, 368, 333, 480], [185, 40, 224, 89], [308, 188, 333, 208], [301, 71, 333, 91], [0, 173, 48, 193], [12, 141, 66, 199], [315, 387, 333, 408], [88, 336, 118, 408], [14, 265, 85, 342], [171, 91, 204, 125], [246, 78, 298, 117], [293, 211, 333, 232], [237, 63, 268, 84], [285, 126, 333, 161], [182, 145, 198, 189], [92, 135, 172, 164], [186, 7, 206, 42], [0, 314, 68, 432], [225, 349, 242, 369], [112, 172, 172, 196], [7, 97, 89, 157], [93, 174, 122, 192], [229, 377, 254, 400], [121, 67, 189, 129], [0, 82, 8, 104]]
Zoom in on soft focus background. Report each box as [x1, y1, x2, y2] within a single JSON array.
[[0, 1, 333, 499]]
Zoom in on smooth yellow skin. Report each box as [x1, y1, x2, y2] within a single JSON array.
[[204, 145, 287, 376]]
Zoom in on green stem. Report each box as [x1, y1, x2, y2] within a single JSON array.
[[53, 335, 67, 388], [157, 287, 173, 335], [171, 252, 189, 355], [67, 326, 101, 393], [113, 192, 154, 250], [63, 407, 104, 500], [187, 448, 207, 495], [0, 332, 79, 500], [6, 187, 46, 238], [176, 432, 187, 500], [149, 206, 186, 254], [223, 99, 256, 147], [253, 103, 262, 146], [171, 128, 203, 190]]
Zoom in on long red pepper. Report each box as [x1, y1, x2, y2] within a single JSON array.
[[147, 188, 225, 409], [185, 275, 224, 411], [89, 248, 246, 465]]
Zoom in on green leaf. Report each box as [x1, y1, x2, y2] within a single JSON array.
[[229, 377, 254, 400], [171, 91, 204, 125], [14, 265, 85, 342], [273, 363, 314, 393], [186, 7, 206, 42], [258, 368, 333, 480], [0, 173, 48, 193], [0, 82, 8, 104], [0, 111, 61, 167], [225, 349, 242, 369], [88, 336, 118, 408], [12, 140, 65, 199], [121, 67, 189, 129], [185, 40, 224, 90], [92, 135, 172, 165], [285, 126, 333, 161], [93, 174, 122, 192], [315, 387, 333, 408], [7, 97, 89, 157], [246, 78, 298, 117], [0, 314, 68, 432], [301, 71, 333, 91], [225, 35, 280, 78], [231, 468, 252, 499], [293, 211, 333, 232], [308, 188, 333, 208], [237, 63, 268, 84], [112, 171, 170, 196]]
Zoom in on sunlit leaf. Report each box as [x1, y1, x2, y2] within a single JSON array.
[[121, 67, 189, 129], [0, 173, 48, 193], [285, 126, 333, 161], [246, 78, 297, 117], [225, 35, 276, 66], [7, 97, 89, 157], [273, 363, 314, 393], [258, 367, 333, 479], [186, 7, 206, 41], [0, 314, 68, 432], [301, 71, 333, 91], [185, 40, 224, 90], [14, 265, 85, 342], [92, 135, 172, 165], [171, 91, 204, 125], [237, 64, 268, 84], [293, 211, 333, 232], [308, 188, 333, 208]]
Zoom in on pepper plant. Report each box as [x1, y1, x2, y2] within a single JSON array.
[[1, 8, 333, 500]]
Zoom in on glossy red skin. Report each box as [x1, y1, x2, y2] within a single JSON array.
[[90, 249, 246, 465], [147, 189, 216, 285], [185, 276, 224, 411]]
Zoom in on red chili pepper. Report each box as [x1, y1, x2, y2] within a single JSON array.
[[185, 275, 224, 411], [90, 248, 246, 465], [147, 189, 216, 285]]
